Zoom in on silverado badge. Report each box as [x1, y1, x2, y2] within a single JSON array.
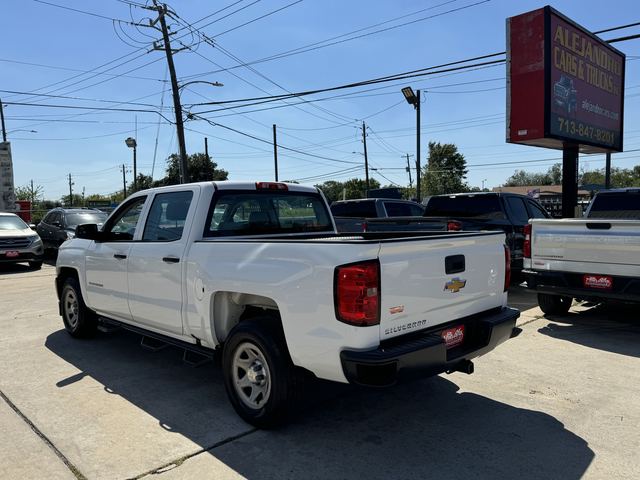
[[444, 277, 467, 293]]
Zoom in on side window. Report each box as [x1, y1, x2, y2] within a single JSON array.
[[104, 196, 147, 241], [505, 197, 529, 224], [384, 202, 413, 217], [142, 191, 193, 242], [527, 201, 548, 219]]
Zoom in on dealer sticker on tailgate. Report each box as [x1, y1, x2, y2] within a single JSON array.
[[441, 325, 465, 349], [583, 274, 613, 290]]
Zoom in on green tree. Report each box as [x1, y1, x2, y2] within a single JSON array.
[[315, 178, 381, 203], [423, 142, 469, 197], [504, 163, 563, 186], [128, 173, 155, 194], [164, 152, 228, 185], [15, 183, 44, 204]]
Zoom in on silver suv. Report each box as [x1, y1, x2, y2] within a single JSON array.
[[0, 213, 44, 269]]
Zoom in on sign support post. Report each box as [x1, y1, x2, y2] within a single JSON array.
[[561, 144, 579, 217]]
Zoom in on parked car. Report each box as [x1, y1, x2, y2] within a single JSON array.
[[330, 198, 457, 232], [56, 181, 519, 427], [524, 188, 640, 315], [0, 212, 44, 269], [422, 192, 551, 278], [37, 208, 107, 252]]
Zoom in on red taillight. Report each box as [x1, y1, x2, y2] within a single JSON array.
[[504, 245, 511, 292], [523, 223, 532, 258], [362, 221, 368, 232], [447, 220, 462, 231], [255, 182, 288, 191], [335, 261, 380, 326]]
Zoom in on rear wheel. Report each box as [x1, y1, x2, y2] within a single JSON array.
[[28, 260, 43, 270], [538, 293, 572, 316], [61, 277, 97, 338], [222, 317, 301, 428]]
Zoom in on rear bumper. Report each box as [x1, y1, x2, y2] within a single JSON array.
[[340, 307, 520, 387], [524, 269, 640, 303]]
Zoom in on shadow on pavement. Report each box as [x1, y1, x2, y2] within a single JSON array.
[[0, 263, 42, 275], [45, 328, 594, 480], [538, 302, 640, 358], [507, 284, 539, 312]]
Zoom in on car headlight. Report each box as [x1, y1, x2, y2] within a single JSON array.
[[28, 235, 42, 245]]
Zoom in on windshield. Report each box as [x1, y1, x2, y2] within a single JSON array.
[[424, 195, 505, 219], [588, 192, 640, 219], [66, 212, 108, 227], [0, 215, 29, 230]]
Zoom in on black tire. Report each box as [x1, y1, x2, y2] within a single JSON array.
[[222, 317, 300, 428], [538, 293, 572, 316], [28, 261, 43, 270], [61, 277, 97, 338]]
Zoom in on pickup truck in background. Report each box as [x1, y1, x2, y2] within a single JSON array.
[[524, 188, 640, 315], [423, 192, 551, 278], [330, 198, 459, 232], [55, 181, 519, 427]]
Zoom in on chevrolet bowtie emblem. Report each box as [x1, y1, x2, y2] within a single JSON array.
[[444, 278, 467, 293]]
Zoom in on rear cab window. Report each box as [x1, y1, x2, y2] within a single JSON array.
[[206, 190, 334, 237], [383, 202, 424, 217], [423, 195, 505, 219], [330, 201, 377, 218], [588, 192, 640, 219]]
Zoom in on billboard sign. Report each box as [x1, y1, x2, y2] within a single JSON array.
[[0, 142, 16, 212], [507, 6, 625, 153]]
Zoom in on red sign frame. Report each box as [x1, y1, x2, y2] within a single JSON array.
[[507, 6, 625, 153]]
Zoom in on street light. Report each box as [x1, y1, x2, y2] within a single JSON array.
[[177, 80, 224, 92], [401, 86, 421, 202], [7, 129, 37, 134], [175, 80, 223, 184], [125, 137, 137, 190]]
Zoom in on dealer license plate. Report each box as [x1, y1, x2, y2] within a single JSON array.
[[583, 274, 612, 290], [441, 324, 465, 349], [5, 251, 19, 258]]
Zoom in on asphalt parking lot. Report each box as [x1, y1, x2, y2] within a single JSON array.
[[1, 262, 638, 480]]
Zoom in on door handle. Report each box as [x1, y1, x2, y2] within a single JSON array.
[[162, 256, 180, 264], [113, 253, 127, 260]]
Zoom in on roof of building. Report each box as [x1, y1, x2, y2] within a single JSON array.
[[492, 185, 590, 196]]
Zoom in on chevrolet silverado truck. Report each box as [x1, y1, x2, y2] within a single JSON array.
[[55, 181, 519, 427], [524, 188, 640, 315]]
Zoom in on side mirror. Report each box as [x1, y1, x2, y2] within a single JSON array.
[[52, 220, 62, 227], [29, 224, 36, 230], [76, 223, 101, 241]]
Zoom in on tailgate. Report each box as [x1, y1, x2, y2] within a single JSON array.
[[531, 219, 640, 268], [377, 232, 507, 340]]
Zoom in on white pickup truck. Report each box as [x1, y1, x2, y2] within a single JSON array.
[[56, 181, 519, 427], [524, 188, 640, 315]]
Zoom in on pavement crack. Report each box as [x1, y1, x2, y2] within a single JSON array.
[[0, 388, 87, 480], [130, 427, 258, 480]]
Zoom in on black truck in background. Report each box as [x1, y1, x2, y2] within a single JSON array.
[[422, 192, 550, 277], [330, 198, 460, 233]]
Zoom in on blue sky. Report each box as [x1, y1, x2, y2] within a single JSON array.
[[1, 0, 639, 200]]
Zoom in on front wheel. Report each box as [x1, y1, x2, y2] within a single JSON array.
[[538, 293, 572, 316], [28, 260, 43, 270], [222, 317, 300, 428], [61, 277, 97, 338]]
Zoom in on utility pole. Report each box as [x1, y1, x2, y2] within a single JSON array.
[[204, 137, 209, 161], [605, 152, 612, 189], [362, 121, 370, 197], [404, 153, 414, 188], [68, 174, 73, 207], [152, 1, 189, 184], [273, 124, 279, 181], [121, 164, 128, 198], [30, 179, 34, 205], [415, 89, 421, 202], [0, 98, 6, 142]]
